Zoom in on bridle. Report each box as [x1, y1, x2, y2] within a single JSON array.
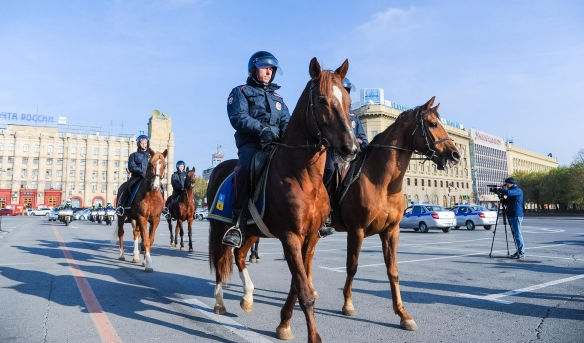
[[367, 107, 453, 164]]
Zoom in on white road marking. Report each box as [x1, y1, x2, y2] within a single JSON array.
[[184, 298, 273, 343], [457, 274, 584, 304]]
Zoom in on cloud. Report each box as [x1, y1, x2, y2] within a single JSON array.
[[355, 6, 418, 38]]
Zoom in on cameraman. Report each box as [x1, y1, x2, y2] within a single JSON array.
[[498, 177, 525, 260]]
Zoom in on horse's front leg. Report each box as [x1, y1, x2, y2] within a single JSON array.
[[235, 236, 257, 313], [175, 219, 184, 250], [277, 233, 321, 343], [167, 216, 175, 247], [143, 215, 161, 272], [187, 217, 194, 252], [303, 232, 320, 299], [117, 216, 126, 261], [342, 228, 365, 316], [132, 220, 141, 264], [380, 228, 418, 331]]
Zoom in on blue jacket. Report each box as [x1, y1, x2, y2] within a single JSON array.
[[171, 170, 186, 194], [227, 77, 291, 148], [350, 112, 368, 149], [501, 184, 524, 217], [128, 149, 150, 178]]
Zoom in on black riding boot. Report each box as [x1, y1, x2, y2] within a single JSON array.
[[319, 170, 336, 238], [223, 209, 246, 248]]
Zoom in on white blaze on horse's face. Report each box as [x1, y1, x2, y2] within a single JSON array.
[[152, 159, 163, 190], [332, 85, 343, 108]]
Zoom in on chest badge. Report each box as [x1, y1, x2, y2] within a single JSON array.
[[228, 96, 234, 105], [275, 101, 282, 111]]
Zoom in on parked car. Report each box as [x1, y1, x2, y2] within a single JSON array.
[[73, 208, 91, 221], [195, 208, 209, 221], [31, 207, 52, 216], [0, 208, 15, 216], [48, 208, 59, 221], [400, 204, 456, 233], [450, 204, 497, 230]]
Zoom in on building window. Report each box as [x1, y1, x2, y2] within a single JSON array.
[[23, 144, 30, 152], [93, 147, 99, 155], [101, 183, 107, 193], [47, 158, 53, 165], [93, 160, 98, 166], [103, 148, 108, 155], [114, 160, 120, 167], [57, 170, 63, 177], [414, 178, 418, 186], [69, 182, 75, 191], [81, 147, 86, 155], [406, 178, 410, 186], [115, 148, 120, 156], [45, 181, 52, 189], [102, 160, 107, 167], [34, 144, 40, 152], [114, 171, 119, 180], [421, 179, 425, 187], [32, 169, 38, 177], [427, 179, 431, 187], [7, 168, 12, 176], [79, 182, 85, 191], [71, 146, 77, 154], [0, 157, 3, 163], [80, 171, 85, 178], [80, 159, 86, 166], [122, 172, 128, 180], [69, 170, 75, 177], [20, 181, 27, 188], [101, 172, 107, 180], [55, 182, 62, 190], [434, 180, 437, 187], [0, 143, 3, 150], [6, 181, 12, 189], [57, 146, 64, 153], [21, 169, 27, 177], [70, 160, 76, 167], [7, 157, 14, 164], [57, 159, 63, 166], [47, 145, 53, 154], [124, 149, 129, 156], [46, 170, 52, 177], [22, 157, 28, 164], [33, 158, 39, 165], [9, 143, 15, 151]]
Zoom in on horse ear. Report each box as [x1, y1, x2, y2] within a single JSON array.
[[186, 166, 189, 172], [432, 103, 440, 112], [162, 149, 168, 158], [309, 57, 321, 80], [425, 96, 436, 110], [334, 59, 349, 80]]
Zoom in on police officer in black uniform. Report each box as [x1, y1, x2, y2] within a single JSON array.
[[116, 134, 151, 214], [320, 78, 369, 237], [222, 51, 291, 247], [166, 160, 186, 210]]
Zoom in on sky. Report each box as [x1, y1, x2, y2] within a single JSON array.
[[1, 0, 583, 174]]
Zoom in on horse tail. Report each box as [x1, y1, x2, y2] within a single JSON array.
[[208, 219, 233, 284], [206, 159, 239, 285]]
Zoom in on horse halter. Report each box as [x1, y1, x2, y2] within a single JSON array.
[[410, 108, 453, 162]]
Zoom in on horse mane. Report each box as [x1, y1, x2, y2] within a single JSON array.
[[368, 104, 440, 146], [317, 69, 335, 95]]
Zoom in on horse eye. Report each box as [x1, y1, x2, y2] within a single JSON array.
[[318, 96, 328, 105], [429, 122, 438, 128]]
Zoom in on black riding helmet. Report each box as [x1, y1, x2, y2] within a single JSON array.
[[342, 77, 354, 93], [176, 160, 185, 170], [136, 134, 150, 149], [248, 51, 280, 84]]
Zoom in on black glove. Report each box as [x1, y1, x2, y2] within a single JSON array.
[[259, 126, 275, 145]]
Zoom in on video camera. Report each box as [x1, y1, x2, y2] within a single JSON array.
[[487, 184, 505, 197]]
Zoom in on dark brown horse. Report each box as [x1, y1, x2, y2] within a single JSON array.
[[331, 97, 460, 330], [166, 167, 196, 251], [208, 58, 358, 343], [116, 148, 168, 272]]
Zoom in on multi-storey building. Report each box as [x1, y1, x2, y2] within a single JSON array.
[[353, 89, 473, 208], [469, 129, 508, 206], [506, 143, 558, 174], [202, 145, 225, 181], [0, 110, 173, 208]]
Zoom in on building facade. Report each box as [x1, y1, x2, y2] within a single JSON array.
[[353, 90, 473, 208], [469, 129, 508, 206], [0, 110, 173, 208], [506, 144, 558, 174]]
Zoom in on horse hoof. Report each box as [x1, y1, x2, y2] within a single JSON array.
[[276, 326, 294, 340], [250, 258, 257, 263], [400, 319, 419, 331], [240, 298, 253, 313], [180, 246, 184, 251], [118, 256, 125, 261], [132, 258, 140, 264], [313, 291, 319, 300], [342, 306, 356, 316], [254, 258, 261, 263], [213, 304, 227, 315], [189, 248, 193, 253], [144, 267, 154, 273]]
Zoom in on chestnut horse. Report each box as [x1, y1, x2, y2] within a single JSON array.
[[208, 58, 358, 343], [166, 167, 196, 251], [116, 148, 168, 272], [330, 97, 460, 330]]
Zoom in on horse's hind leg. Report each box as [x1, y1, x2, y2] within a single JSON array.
[[177, 220, 184, 250], [132, 221, 141, 264], [117, 217, 126, 261], [277, 234, 321, 343], [342, 229, 364, 316], [381, 228, 418, 331], [235, 236, 257, 312]]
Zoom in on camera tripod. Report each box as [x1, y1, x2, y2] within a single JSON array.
[[489, 200, 513, 258]]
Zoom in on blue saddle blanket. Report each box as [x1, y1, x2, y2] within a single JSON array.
[[208, 172, 265, 224]]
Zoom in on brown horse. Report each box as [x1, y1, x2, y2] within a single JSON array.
[[116, 148, 168, 272], [330, 97, 460, 330], [208, 58, 358, 343], [166, 167, 196, 251]]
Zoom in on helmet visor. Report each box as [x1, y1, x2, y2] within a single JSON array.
[[254, 56, 283, 75]]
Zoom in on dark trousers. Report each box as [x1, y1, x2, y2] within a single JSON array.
[[234, 144, 261, 212]]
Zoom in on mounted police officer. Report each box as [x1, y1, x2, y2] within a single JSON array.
[[222, 51, 291, 247], [116, 134, 151, 215], [321, 77, 369, 237], [165, 160, 187, 213]]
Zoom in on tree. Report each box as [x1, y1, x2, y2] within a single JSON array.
[[512, 171, 545, 210], [194, 177, 208, 206]]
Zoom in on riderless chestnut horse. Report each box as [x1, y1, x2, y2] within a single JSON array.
[[116, 148, 168, 272], [208, 58, 358, 343], [166, 167, 196, 251], [330, 97, 460, 331]]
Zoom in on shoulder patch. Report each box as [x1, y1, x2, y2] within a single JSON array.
[[273, 92, 283, 98], [239, 85, 247, 92]]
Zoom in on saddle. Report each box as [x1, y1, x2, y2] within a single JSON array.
[[250, 146, 277, 203]]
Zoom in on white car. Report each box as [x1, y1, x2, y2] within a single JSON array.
[[450, 205, 497, 230], [195, 209, 209, 221], [31, 207, 52, 216], [48, 209, 59, 221], [400, 204, 456, 233]]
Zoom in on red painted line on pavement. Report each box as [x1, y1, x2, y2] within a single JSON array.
[[52, 226, 123, 343]]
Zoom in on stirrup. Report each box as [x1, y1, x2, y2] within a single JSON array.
[[162, 207, 169, 215], [318, 226, 336, 238], [222, 226, 243, 248], [115, 206, 125, 216]]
